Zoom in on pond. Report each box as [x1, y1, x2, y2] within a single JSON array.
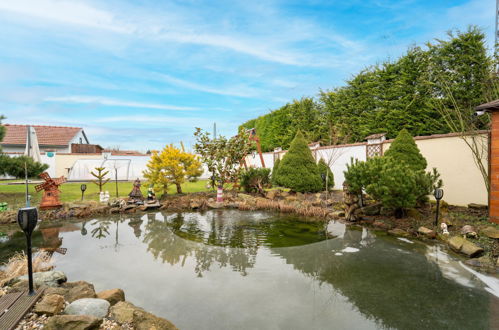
[[1, 210, 498, 330]]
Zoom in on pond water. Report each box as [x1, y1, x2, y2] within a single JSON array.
[[1, 210, 499, 330]]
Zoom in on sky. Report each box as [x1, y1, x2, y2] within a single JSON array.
[[0, 0, 495, 152]]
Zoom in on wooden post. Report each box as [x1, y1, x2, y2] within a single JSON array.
[[489, 111, 499, 223]]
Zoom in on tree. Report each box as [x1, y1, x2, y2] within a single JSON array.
[[91, 167, 110, 192], [277, 131, 322, 193], [240, 168, 271, 195], [271, 157, 281, 186], [0, 115, 5, 152], [317, 158, 334, 191], [194, 128, 253, 199], [143, 144, 203, 195], [384, 129, 427, 171], [0, 155, 48, 178]]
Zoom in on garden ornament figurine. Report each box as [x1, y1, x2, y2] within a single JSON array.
[[440, 222, 449, 235], [128, 179, 144, 204], [35, 172, 66, 209], [147, 187, 156, 201], [104, 191, 110, 203], [99, 191, 105, 203]]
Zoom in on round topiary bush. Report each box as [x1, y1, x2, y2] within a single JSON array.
[[277, 131, 322, 192]]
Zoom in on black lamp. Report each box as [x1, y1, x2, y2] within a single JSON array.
[[17, 207, 38, 295], [434, 188, 444, 227], [80, 184, 87, 201]]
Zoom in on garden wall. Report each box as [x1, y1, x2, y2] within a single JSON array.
[[245, 132, 489, 207]]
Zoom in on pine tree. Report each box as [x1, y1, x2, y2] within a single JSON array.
[[91, 167, 110, 192], [317, 158, 334, 191], [384, 129, 427, 171], [272, 157, 281, 186], [277, 131, 322, 192]]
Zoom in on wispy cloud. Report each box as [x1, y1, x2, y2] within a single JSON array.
[[44, 96, 197, 111]]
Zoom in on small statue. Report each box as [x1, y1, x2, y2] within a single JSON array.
[[99, 191, 105, 203], [440, 222, 449, 235], [104, 191, 110, 203], [147, 187, 156, 201], [35, 172, 66, 209], [128, 178, 144, 204]]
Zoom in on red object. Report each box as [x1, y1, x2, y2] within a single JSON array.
[[35, 172, 66, 209], [1, 124, 82, 147]]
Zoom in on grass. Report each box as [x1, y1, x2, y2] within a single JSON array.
[[0, 179, 211, 209]]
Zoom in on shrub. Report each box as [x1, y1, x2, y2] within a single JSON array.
[[272, 157, 281, 186], [240, 168, 271, 195], [0, 155, 48, 178], [277, 131, 322, 193], [317, 158, 334, 191], [384, 128, 427, 171]]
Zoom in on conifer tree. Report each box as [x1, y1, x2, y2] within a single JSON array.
[[384, 129, 427, 171], [317, 158, 334, 191], [272, 157, 281, 186], [277, 131, 322, 192], [91, 167, 110, 192]]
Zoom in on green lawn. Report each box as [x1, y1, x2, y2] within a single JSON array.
[[0, 179, 211, 209]]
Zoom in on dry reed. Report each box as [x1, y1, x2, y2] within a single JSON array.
[[0, 251, 53, 287]]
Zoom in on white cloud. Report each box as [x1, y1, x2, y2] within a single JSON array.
[[44, 96, 197, 111]]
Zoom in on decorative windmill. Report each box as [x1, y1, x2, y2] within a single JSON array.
[[35, 172, 66, 209]]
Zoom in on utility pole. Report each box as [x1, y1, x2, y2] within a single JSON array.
[[213, 122, 217, 139]]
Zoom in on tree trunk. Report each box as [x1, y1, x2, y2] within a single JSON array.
[[176, 183, 182, 194]]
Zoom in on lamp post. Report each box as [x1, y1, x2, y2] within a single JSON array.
[[434, 188, 444, 227], [17, 207, 38, 295], [80, 184, 87, 201]]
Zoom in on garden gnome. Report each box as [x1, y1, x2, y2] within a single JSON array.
[[440, 222, 449, 235], [129, 178, 144, 203], [104, 191, 110, 203], [147, 187, 156, 201]]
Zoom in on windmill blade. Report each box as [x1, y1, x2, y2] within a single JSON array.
[[35, 183, 47, 192]]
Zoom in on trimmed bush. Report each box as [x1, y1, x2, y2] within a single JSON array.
[[277, 131, 322, 192], [317, 158, 334, 191], [272, 157, 281, 186], [0, 155, 48, 178], [240, 168, 271, 195], [384, 128, 427, 171]]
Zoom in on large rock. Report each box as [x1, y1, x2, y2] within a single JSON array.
[[34, 294, 65, 316], [460, 240, 484, 257], [15, 270, 67, 287], [133, 308, 178, 330], [388, 228, 410, 237], [96, 288, 125, 306], [44, 315, 102, 330], [64, 281, 96, 302], [467, 203, 487, 210], [238, 193, 256, 203], [265, 190, 279, 200], [418, 226, 436, 239], [480, 226, 499, 239], [207, 202, 224, 209], [360, 203, 382, 216], [109, 301, 141, 323], [65, 298, 110, 319], [448, 236, 466, 251]]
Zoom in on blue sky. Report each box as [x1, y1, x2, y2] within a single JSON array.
[[0, 0, 495, 152]]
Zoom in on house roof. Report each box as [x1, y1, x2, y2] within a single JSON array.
[[475, 99, 499, 112], [1, 124, 83, 146]]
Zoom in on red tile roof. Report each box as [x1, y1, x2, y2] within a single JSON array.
[[1, 124, 82, 146]]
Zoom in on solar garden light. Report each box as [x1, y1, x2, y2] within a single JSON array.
[[434, 188, 444, 227], [80, 184, 87, 201], [17, 207, 38, 295]]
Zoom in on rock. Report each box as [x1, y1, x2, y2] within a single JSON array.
[[110, 207, 121, 214], [189, 200, 201, 209], [388, 228, 410, 237], [373, 221, 389, 230], [96, 288, 125, 306], [460, 240, 484, 257], [44, 287, 69, 297], [34, 294, 65, 316], [44, 315, 102, 330], [467, 203, 487, 210], [265, 190, 279, 200], [133, 308, 178, 330], [329, 211, 345, 218], [109, 301, 140, 323], [418, 226, 436, 239], [460, 225, 477, 238], [15, 271, 67, 287], [284, 195, 297, 202], [280, 191, 289, 198], [64, 281, 96, 302], [448, 236, 466, 251], [65, 298, 110, 319], [480, 226, 499, 239], [359, 203, 381, 216], [465, 256, 496, 269], [238, 194, 255, 203], [207, 202, 224, 209]]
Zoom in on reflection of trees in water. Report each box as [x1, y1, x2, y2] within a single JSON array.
[[272, 227, 491, 330], [142, 212, 258, 277], [90, 220, 111, 239]]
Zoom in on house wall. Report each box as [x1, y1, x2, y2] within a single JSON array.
[[490, 112, 499, 223]]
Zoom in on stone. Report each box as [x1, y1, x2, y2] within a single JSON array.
[[15, 270, 67, 287], [44, 286, 69, 297], [34, 294, 65, 316], [460, 240, 484, 257], [465, 256, 496, 269], [44, 315, 102, 330], [96, 288, 125, 306], [329, 211, 345, 218], [133, 308, 178, 330], [388, 228, 410, 237], [189, 200, 201, 209], [207, 202, 224, 209], [265, 190, 279, 200], [64, 281, 97, 302], [65, 298, 110, 319], [360, 203, 382, 216], [373, 221, 389, 230], [238, 194, 255, 203], [418, 226, 436, 239], [448, 236, 466, 252], [109, 301, 141, 323], [280, 191, 289, 198], [467, 203, 487, 210], [480, 226, 499, 239]]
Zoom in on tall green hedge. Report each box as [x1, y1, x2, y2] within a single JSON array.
[[277, 131, 322, 192]]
